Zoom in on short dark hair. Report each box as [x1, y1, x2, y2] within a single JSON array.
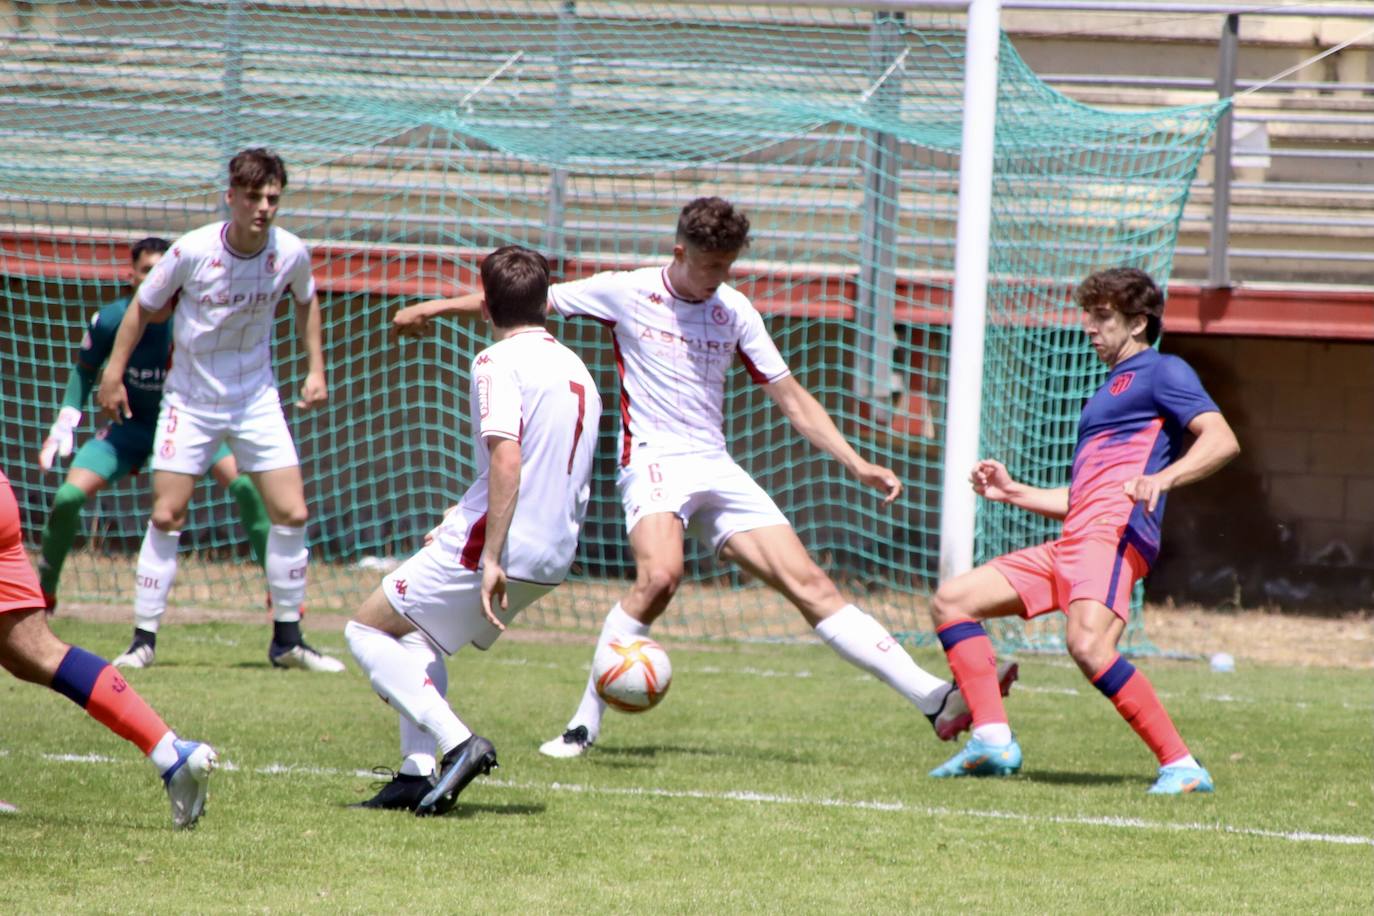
[[1074, 267, 1164, 345], [676, 197, 750, 252], [480, 245, 550, 329], [130, 237, 170, 263], [228, 148, 288, 190]]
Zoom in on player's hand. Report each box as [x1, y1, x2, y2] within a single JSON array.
[[855, 460, 903, 505], [97, 379, 132, 424], [38, 406, 82, 471], [969, 459, 1016, 502], [392, 304, 435, 338], [480, 560, 509, 631], [296, 370, 328, 409], [1123, 473, 1169, 513]]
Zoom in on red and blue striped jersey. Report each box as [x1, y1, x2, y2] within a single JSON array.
[[1067, 348, 1218, 565]]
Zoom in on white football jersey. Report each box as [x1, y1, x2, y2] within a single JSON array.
[[438, 328, 602, 585], [136, 221, 317, 408], [549, 266, 790, 463]]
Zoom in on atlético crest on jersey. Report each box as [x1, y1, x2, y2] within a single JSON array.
[[1109, 372, 1135, 396], [265, 251, 277, 274]]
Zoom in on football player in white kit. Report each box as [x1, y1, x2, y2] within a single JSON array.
[[394, 198, 1016, 759], [349, 245, 602, 815], [96, 149, 342, 673]]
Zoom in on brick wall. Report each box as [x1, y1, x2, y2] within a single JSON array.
[[1152, 335, 1374, 609]]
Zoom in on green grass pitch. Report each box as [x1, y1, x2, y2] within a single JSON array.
[[2, 619, 1370, 913]]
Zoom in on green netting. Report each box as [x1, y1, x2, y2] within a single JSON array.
[[0, 1, 1223, 651]]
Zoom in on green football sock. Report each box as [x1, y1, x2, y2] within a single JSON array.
[[39, 483, 88, 596], [229, 475, 270, 569]]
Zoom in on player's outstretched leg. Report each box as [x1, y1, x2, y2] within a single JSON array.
[[1091, 654, 1213, 795], [815, 603, 1012, 738], [266, 524, 342, 672], [3, 616, 216, 828], [539, 603, 647, 758]]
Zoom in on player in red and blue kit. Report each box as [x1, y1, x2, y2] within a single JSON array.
[[928, 267, 1240, 794]]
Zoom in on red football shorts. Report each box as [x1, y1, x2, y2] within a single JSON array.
[[0, 470, 45, 614], [991, 528, 1148, 622]]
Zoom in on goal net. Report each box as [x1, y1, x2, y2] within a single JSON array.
[[0, 1, 1223, 650]]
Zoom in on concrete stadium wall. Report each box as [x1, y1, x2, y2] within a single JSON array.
[[1152, 334, 1374, 610]]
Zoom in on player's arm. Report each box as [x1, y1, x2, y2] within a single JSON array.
[[95, 299, 156, 423], [764, 375, 902, 505], [295, 292, 328, 409], [478, 435, 522, 629], [1122, 411, 1240, 512], [393, 291, 484, 337], [969, 459, 1070, 520], [37, 337, 99, 470]]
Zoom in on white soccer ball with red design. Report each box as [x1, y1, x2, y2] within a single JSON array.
[[593, 636, 672, 713]]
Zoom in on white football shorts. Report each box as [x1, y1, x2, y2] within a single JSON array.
[[150, 386, 300, 476], [617, 448, 789, 555], [381, 537, 554, 655]]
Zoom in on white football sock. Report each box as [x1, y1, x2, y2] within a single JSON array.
[[566, 603, 649, 741], [266, 524, 308, 622], [972, 723, 1014, 746], [134, 524, 180, 633], [345, 621, 471, 756], [1164, 753, 1201, 770], [814, 604, 950, 716], [148, 730, 180, 773], [397, 630, 445, 776]]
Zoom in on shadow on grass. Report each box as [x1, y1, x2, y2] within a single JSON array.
[[445, 802, 546, 818], [1020, 769, 1139, 787]]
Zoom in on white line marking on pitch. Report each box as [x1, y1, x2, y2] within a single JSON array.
[[239, 760, 1372, 847]]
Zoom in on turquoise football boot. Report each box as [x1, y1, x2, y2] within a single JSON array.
[[929, 735, 1022, 778]]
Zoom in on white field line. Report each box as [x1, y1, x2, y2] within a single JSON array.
[[16, 749, 1372, 846], [490, 655, 1374, 712]]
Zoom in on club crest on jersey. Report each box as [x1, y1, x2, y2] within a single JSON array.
[[265, 251, 277, 274], [476, 374, 492, 418], [1109, 372, 1135, 396], [208, 258, 224, 270], [648, 292, 664, 305], [710, 305, 729, 325]]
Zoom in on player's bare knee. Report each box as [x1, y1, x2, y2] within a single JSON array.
[[270, 506, 309, 528], [149, 505, 187, 531], [931, 581, 967, 626], [1064, 628, 1112, 676]]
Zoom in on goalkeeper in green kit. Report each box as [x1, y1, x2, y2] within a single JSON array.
[[35, 237, 270, 632]]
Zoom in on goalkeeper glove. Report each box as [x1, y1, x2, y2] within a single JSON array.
[[38, 406, 82, 471]]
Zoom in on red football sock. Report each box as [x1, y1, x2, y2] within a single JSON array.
[[937, 619, 1007, 727], [84, 665, 171, 755], [1092, 655, 1188, 766]]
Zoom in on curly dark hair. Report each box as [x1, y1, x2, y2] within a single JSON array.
[[676, 197, 750, 252], [480, 245, 550, 328], [228, 148, 288, 190], [1073, 267, 1164, 344]]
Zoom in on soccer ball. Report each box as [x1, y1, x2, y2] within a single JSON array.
[[593, 636, 672, 713]]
